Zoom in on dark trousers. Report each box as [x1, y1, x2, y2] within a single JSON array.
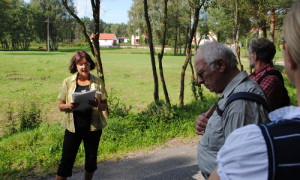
[[57, 128, 102, 177]]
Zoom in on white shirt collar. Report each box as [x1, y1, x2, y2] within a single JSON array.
[[269, 106, 300, 121]]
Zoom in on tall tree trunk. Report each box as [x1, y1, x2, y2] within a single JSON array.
[[269, 6, 276, 42], [233, 0, 243, 71], [184, 11, 191, 55], [158, 0, 170, 105], [144, 0, 159, 102], [174, 26, 178, 55], [91, 0, 104, 81], [194, 34, 198, 53], [179, 0, 205, 105], [179, 27, 182, 55], [189, 57, 197, 100], [191, 33, 198, 99]]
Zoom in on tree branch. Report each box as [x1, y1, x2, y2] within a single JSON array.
[[62, 0, 95, 56]]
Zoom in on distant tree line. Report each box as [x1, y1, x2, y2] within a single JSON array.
[[0, 0, 129, 51]]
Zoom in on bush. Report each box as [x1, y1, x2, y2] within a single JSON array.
[[4, 104, 18, 135], [107, 90, 132, 118], [19, 102, 42, 131], [144, 100, 177, 122]]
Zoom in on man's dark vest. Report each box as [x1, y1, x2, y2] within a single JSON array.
[[258, 119, 300, 180], [257, 69, 290, 109]]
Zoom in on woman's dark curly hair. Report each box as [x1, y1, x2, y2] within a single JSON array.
[[69, 51, 95, 74]]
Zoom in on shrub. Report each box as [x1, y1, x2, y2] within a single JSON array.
[[19, 102, 42, 131], [107, 90, 131, 118], [144, 100, 177, 122], [4, 104, 18, 135]]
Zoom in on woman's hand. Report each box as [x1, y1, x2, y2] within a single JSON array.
[[58, 100, 79, 111], [89, 98, 99, 107], [68, 101, 79, 110], [89, 98, 107, 111], [98, 99, 108, 111]]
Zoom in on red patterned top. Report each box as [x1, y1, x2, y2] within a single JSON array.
[[249, 63, 285, 110]]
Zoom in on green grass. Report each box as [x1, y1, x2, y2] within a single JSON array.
[[0, 48, 197, 126]]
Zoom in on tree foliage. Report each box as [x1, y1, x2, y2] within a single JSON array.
[[128, 0, 192, 55], [0, 0, 35, 50], [29, 0, 76, 50]]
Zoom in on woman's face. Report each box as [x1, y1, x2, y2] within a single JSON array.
[[76, 57, 91, 77], [283, 43, 295, 85]]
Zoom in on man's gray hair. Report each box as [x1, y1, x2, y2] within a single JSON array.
[[199, 41, 238, 70]]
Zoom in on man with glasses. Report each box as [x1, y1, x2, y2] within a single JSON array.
[[194, 41, 269, 179], [249, 38, 290, 110]]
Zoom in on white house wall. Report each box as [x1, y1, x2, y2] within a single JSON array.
[[99, 40, 114, 46], [98, 36, 118, 47], [131, 35, 140, 45]]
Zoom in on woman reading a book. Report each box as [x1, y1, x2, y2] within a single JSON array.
[[56, 51, 108, 180]]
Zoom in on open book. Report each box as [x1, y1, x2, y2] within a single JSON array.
[[72, 90, 99, 111]]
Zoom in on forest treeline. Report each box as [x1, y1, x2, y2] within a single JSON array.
[[0, 0, 296, 51]]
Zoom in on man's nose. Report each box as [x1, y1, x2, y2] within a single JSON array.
[[198, 76, 204, 84]]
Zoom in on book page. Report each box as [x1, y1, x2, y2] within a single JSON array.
[[72, 90, 97, 111]]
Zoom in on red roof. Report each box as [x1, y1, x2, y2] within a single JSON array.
[[90, 33, 117, 40]]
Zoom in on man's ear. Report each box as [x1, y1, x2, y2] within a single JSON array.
[[214, 59, 226, 72], [286, 44, 298, 70], [253, 52, 258, 62]]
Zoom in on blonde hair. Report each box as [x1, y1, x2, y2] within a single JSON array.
[[284, 1, 300, 64]]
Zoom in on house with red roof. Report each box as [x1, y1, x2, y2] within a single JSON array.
[[90, 33, 118, 47]]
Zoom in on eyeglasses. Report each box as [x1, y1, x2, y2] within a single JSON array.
[[280, 37, 286, 49], [77, 62, 90, 67], [197, 67, 207, 79], [197, 62, 214, 79]]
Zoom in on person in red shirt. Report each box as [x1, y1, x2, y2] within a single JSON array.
[[249, 38, 290, 110]]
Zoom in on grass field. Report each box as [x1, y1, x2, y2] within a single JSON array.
[[0, 47, 201, 128]]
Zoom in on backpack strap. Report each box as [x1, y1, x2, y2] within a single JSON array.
[[216, 92, 271, 116], [257, 70, 284, 85], [256, 69, 290, 108]]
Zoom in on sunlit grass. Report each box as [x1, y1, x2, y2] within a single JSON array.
[[0, 49, 196, 126]]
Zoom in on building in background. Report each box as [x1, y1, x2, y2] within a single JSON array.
[[118, 37, 130, 43], [90, 33, 118, 47]]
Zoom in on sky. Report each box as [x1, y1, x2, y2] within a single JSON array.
[[74, 0, 132, 24], [24, 0, 133, 24]]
